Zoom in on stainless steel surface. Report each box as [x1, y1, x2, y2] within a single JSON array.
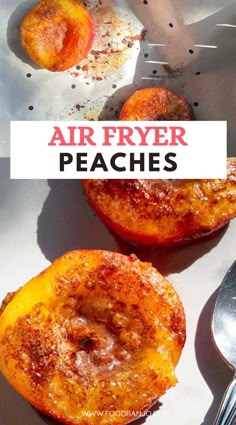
[[1, 1, 236, 424], [213, 377, 236, 425], [212, 260, 236, 369], [1, 0, 236, 155], [212, 260, 236, 425], [1, 159, 236, 425]]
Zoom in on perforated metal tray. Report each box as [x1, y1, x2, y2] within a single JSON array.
[[0, 160, 236, 425], [0, 0, 236, 155], [1, 2, 236, 425]]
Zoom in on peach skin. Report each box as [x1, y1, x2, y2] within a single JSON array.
[[119, 87, 192, 121], [20, 0, 95, 71], [83, 158, 236, 246], [0, 250, 185, 425]]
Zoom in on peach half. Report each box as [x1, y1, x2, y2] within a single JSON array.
[[83, 159, 236, 246], [20, 0, 95, 71], [119, 87, 192, 121], [0, 250, 185, 425]]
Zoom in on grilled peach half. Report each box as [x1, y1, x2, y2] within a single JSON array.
[[83, 158, 236, 246], [0, 250, 185, 425], [20, 0, 95, 71], [119, 87, 192, 121]]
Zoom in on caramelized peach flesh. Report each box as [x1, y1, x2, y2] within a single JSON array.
[[20, 0, 95, 71], [83, 159, 236, 246], [119, 87, 192, 121], [0, 250, 185, 425]]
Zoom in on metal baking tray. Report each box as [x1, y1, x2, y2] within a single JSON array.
[[1, 0, 236, 155], [0, 2, 236, 425]]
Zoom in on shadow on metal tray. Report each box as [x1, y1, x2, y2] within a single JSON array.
[[36, 180, 227, 277]]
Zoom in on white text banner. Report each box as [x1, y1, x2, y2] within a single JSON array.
[[10, 121, 227, 179]]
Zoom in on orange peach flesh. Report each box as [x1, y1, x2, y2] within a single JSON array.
[[0, 250, 185, 425], [83, 159, 236, 246], [119, 87, 192, 121], [20, 0, 95, 71]]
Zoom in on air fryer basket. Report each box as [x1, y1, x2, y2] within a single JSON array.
[[0, 0, 235, 155]]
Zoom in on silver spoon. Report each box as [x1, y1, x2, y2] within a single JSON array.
[[212, 260, 236, 425]]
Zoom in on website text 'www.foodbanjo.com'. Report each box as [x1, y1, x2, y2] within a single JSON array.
[[82, 410, 170, 418]]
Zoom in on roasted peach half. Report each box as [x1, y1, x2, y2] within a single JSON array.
[[119, 87, 192, 121], [20, 0, 95, 71], [0, 250, 185, 425], [83, 158, 236, 246]]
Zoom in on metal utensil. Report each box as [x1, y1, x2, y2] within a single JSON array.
[[212, 260, 236, 425]]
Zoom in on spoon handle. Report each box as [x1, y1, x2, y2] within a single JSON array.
[[213, 376, 236, 425]]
